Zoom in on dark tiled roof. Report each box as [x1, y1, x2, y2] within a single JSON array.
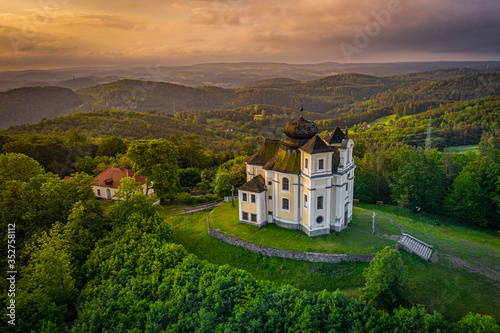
[[238, 174, 266, 193], [245, 139, 280, 166], [324, 127, 345, 144], [94, 167, 147, 188], [263, 150, 301, 174], [299, 135, 334, 154]]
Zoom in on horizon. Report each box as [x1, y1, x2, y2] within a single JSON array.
[[1, 0, 500, 71], [2, 59, 500, 73]]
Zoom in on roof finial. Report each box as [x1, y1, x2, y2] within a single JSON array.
[[299, 107, 303, 118]]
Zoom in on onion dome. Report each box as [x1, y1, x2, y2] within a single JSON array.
[[284, 116, 318, 139], [281, 109, 318, 148]]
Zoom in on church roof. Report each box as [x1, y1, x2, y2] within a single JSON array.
[[324, 127, 346, 144], [263, 150, 301, 174], [245, 139, 280, 166], [282, 115, 319, 148], [299, 135, 334, 154], [238, 174, 266, 193], [284, 116, 318, 139]]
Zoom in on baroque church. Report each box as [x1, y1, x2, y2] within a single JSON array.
[[238, 111, 355, 237]]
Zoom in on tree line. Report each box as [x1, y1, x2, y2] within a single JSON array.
[[1, 155, 497, 332]]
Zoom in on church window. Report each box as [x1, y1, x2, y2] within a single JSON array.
[[316, 216, 324, 224], [242, 193, 247, 202], [268, 181, 272, 185], [305, 158, 309, 169], [304, 194, 308, 208], [282, 198, 290, 211], [251, 214, 257, 222], [251, 194, 256, 203], [317, 196, 324, 210], [282, 177, 289, 191], [242, 212, 248, 220], [318, 159, 324, 170]]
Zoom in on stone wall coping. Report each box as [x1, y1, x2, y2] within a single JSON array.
[[207, 215, 375, 264]]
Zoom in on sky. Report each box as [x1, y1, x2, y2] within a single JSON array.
[[0, 0, 499, 70]]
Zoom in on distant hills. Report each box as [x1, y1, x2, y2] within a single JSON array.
[[0, 87, 82, 128], [0, 67, 498, 129], [1, 61, 499, 92]]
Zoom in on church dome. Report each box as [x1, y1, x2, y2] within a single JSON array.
[[284, 116, 318, 139], [281, 110, 319, 149]]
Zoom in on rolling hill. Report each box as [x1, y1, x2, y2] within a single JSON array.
[[0, 68, 498, 129]]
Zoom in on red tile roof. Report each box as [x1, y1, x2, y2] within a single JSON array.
[[94, 167, 147, 188]]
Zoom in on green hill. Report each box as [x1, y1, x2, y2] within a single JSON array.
[[0, 68, 498, 129], [0, 86, 82, 128]]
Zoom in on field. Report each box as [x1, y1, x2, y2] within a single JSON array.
[[161, 203, 500, 323], [445, 144, 479, 153]]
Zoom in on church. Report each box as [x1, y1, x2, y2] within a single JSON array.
[[238, 111, 355, 237]]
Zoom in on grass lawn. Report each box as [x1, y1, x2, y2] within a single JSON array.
[[162, 208, 368, 294], [160, 202, 500, 322], [209, 201, 401, 254], [445, 145, 479, 153]]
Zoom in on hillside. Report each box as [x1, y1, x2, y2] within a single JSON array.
[[1, 110, 237, 152], [0, 68, 498, 129], [1, 61, 498, 91], [0, 86, 82, 128]]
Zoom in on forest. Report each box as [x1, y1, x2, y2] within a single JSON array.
[[0, 67, 499, 331]]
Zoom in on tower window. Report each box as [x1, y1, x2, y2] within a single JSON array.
[[242, 193, 247, 202], [251, 214, 257, 222], [305, 158, 309, 169], [242, 212, 248, 220], [282, 177, 289, 191], [304, 194, 308, 208], [251, 194, 256, 203], [318, 159, 324, 170]]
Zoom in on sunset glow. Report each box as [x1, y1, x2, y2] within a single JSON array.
[[1, 0, 499, 70]]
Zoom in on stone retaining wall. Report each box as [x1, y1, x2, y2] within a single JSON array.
[[207, 216, 375, 263]]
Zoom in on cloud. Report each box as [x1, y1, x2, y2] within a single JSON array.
[[1, 0, 499, 70]]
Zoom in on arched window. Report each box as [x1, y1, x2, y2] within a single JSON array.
[[282, 177, 289, 191]]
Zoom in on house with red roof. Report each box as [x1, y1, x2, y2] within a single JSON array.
[[93, 167, 152, 200]]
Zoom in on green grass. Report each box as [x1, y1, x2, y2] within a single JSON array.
[[445, 145, 479, 153], [356, 203, 500, 321], [210, 202, 400, 254], [159, 202, 500, 323], [369, 114, 398, 126], [162, 208, 368, 293]]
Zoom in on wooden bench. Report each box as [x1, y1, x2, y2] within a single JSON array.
[[376, 201, 384, 206], [353, 199, 359, 203]]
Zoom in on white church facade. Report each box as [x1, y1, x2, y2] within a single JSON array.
[[238, 112, 355, 237]]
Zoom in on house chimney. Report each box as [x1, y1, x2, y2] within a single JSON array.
[[120, 166, 125, 171]]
